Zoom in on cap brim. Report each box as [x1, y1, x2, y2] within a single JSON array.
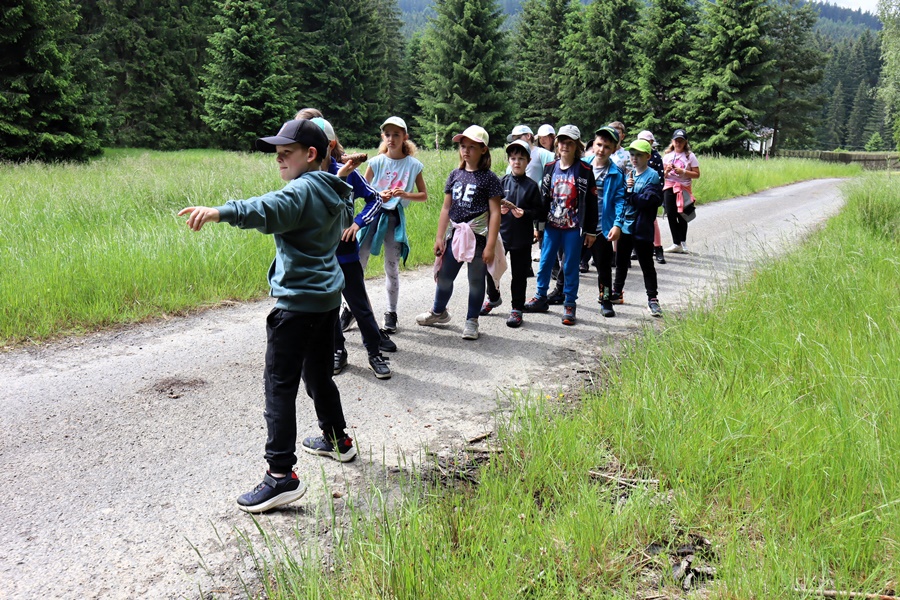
[[255, 135, 297, 152], [506, 134, 515, 143], [452, 134, 484, 144]]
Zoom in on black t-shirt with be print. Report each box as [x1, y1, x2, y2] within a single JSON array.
[[444, 168, 505, 223]]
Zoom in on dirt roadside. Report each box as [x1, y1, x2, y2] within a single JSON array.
[[0, 179, 846, 599]]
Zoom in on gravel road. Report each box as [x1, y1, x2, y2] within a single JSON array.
[[0, 179, 846, 599]]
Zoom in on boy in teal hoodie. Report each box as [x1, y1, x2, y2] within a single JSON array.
[[179, 118, 356, 513]]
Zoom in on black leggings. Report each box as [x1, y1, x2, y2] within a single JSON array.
[[663, 188, 689, 245], [486, 247, 531, 311], [614, 234, 658, 299]]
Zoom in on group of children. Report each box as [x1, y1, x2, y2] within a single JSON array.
[[178, 114, 700, 513]]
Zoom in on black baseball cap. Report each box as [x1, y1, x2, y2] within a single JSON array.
[[256, 119, 329, 158], [672, 129, 687, 140]]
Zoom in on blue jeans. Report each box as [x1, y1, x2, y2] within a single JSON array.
[[433, 236, 487, 320], [536, 226, 583, 306]]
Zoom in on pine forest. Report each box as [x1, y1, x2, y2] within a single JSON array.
[[2, 0, 899, 162]]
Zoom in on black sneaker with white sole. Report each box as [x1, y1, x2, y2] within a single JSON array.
[[382, 311, 398, 333], [333, 349, 348, 375], [368, 354, 392, 379], [378, 329, 397, 353], [339, 305, 355, 332], [648, 298, 663, 318], [237, 471, 307, 513], [302, 433, 358, 462]]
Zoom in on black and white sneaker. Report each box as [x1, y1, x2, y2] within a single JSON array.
[[368, 354, 392, 379], [382, 311, 398, 333], [333, 349, 348, 375], [378, 329, 396, 353], [339, 304, 355, 332], [648, 298, 663, 318], [302, 433, 358, 462], [237, 471, 307, 513]]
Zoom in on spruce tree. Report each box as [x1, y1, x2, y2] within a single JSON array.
[[846, 81, 871, 149], [556, 0, 641, 129], [764, 0, 825, 152], [415, 0, 514, 147], [878, 0, 900, 150], [679, 0, 775, 155], [201, 0, 296, 151], [0, 0, 102, 161], [826, 80, 847, 149], [628, 0, 697, 137], [514, 0, 574, 126], [92, 0, 214, 149], [393, 33, 425, 140]]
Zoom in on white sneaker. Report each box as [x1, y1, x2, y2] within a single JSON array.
[[462, 318, 479, 340], [416, 309, 451, 326], [663, 244, 683, 253], [680, 242, 689, 253]]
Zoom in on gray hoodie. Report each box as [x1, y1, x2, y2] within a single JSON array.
[[216, 170, 353, 313]]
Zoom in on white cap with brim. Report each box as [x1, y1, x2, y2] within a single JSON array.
[[537, 124, 555, 137], [452, 125, 490, 146], [506, 124, 533, 143], [556, 124, 581, 141], [637, 130, 655, 144], [505, 139, 531, 155], [381, 116, 407, 132]]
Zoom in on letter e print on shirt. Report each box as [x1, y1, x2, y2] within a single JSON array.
[[453, 182, 477, 208]]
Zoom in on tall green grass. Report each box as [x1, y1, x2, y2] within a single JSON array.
[[246, 173, 900, 598], [0, 150, 860, 345]]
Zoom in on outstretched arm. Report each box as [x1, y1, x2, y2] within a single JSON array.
[[178, 206, 220, 232]]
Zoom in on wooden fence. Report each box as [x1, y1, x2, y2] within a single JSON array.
[[777, 150, 900, 170]]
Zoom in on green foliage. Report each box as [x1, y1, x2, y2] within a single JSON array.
[[826, 80, 847, 148], [556, 0, 640, 128], [879, 0, 900, 151], [765, 0, 825, 152], [87, 0, 213, 150], [201, 0, 296, 151], [0, 0, 102, 161], [392, 33, 425, 142], [864, 131, 884, 151], [627, 0, 697, 137], [513, 0, 574, 126], [680, 0, 775, 155], [415, 0, 514, 147], [846, 81, 872, 149]]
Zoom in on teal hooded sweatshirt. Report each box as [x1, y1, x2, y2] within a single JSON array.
[[216, 170, 353, 313]]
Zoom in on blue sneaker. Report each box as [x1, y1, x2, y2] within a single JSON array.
[[302, 433, 358, 462], [237, 471, 306, 513]]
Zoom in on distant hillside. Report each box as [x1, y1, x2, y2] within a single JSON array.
[[400, 0, 882, 36]]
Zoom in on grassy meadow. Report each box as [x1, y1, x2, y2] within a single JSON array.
[[0, 149, 860, 346], [248, 174, 900, 598]]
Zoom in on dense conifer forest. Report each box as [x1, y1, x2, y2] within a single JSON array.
[[1, 0, 898, 161]]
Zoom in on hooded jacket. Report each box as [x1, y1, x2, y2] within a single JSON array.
[[593, 159, 627, 238], [216, 170, 353, 313]]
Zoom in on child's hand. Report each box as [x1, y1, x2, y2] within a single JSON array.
[[390, 188, 404, 198], [627, 175, 635, 189], [607, 226, 621, 242], [482, 245, 494, 265], [341, 223, 360, 242], [500, 205, 509, 215], [511, 207, 524, 219], [336, 161, 359, 179], [178, 206, 219, 231], [434, 238, 446, 257], [583, 234, 596, 248], [380, 189, 393, 201]]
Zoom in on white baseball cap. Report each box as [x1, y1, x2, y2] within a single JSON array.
[[637, 130, 656, 145], [537, 124, 555, 137], [506, 124, 533, 143], [381, 116, 407, 132], [452, 125, 490, 146], [556, 124, 581, 141]]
